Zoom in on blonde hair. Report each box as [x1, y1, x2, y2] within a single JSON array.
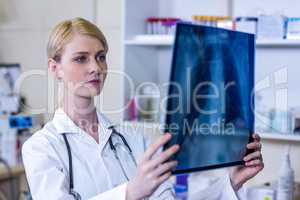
[[47, 17, 108, 62]]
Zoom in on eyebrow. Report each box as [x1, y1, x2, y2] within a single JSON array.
[[72, 50, 106, 56]]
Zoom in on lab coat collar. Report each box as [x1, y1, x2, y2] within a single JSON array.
[[52, 107, 114, 135]]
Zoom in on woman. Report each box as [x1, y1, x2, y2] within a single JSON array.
[[22, 18, 264, 200]]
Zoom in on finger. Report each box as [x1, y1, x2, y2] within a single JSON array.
[[243, 151, 262, 162], [247, 142, 262, 150], [245, 159, 263, 167], [157, 172, 172, 185], [252, 133, 261, 142], [149, 144, 180, 169], [152, 161, 178, 177], [142, 133, 172, 162]]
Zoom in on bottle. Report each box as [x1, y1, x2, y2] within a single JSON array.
[[277, 146, 294, 200], [174, 174, 188, 200], [127, 97, 138, 121]]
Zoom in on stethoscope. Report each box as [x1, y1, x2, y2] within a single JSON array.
[[62, 125, 137, 200]]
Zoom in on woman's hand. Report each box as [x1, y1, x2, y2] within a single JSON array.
[[230, 133, 264, 191], [126, 133, 179, 200]]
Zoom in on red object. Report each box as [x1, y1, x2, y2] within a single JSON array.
[[146, 17, 180, 23], [128, 98, 138, 120], [146, 17, 160, 23]]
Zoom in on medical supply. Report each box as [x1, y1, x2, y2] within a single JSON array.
[[294, 118, 300, 133], [146, 17, 180, 35], [286, 18, 300, 39], [174, 174, 188, 200], [0, 116, 17, 166], [0, 63, 21, 95], [161, 19, 178, 35], [9, 115, 33, 128], [277, 147, 294, 200], [290, 107, 300, 133], [257, 15, 287, 39], [146, 18, 158, 35], [0, 114, 43, 166], [0, 95, 20, 114], [247, 186, 276, 200], [193, 16, 217, 27], [174, 185, 188, 200], [268, 109, 292, 133], [0, 63, 21, 114], [192, 16, 234, 30], [127, 97, 138, 121], [137, 85, 160, 122], [236, 17, 258, 35], [217, 17, 235, 30]]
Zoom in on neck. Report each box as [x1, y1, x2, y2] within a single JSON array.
[[62, 92, 98, 130]]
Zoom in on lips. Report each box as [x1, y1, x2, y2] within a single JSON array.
[[88, 80, 100, 83], [86, 79, 101, 85]]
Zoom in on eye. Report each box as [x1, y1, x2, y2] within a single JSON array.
[[96, 54, 106, 62], [73, 55, 87, 63]]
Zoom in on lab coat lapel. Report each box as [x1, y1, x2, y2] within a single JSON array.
[[52, 108, 114, 152], [96, 111, 114, 152]]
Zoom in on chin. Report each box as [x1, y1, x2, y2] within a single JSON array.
[[76, 88, 102, 98]]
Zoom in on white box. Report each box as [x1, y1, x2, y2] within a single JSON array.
[[287, 18, 300, 39], [257, 15, 287, 39]]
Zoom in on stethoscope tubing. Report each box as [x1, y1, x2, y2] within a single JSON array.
[[62, 126, 137, 200]]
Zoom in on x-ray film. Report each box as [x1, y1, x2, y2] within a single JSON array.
[[164, 23, 255, 174]]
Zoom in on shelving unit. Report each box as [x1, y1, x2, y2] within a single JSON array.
[[122, 0, 300, 142]]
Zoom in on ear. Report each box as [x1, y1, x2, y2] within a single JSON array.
[[48, 58, 63, 80]]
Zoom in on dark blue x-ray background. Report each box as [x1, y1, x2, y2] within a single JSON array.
[[164, 23, 255, 173]]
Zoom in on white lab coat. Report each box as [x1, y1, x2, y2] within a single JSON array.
[[22, 108, 244, 200]]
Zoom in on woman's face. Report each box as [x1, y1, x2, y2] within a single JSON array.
[[51, 33, 107, 98]]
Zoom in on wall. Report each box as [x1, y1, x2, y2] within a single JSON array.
[[233, 0, 300, 16], [95, 0, 125, 122], [0, 0, 96, 119], [159, 0, 231, 19]]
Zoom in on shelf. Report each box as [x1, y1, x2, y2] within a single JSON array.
[[125, 35, 300, 47], [259, 133, 300, 142], [125, 35, 174, 46], [256, 39, 300, 47]]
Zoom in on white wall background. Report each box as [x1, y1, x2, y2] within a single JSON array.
[[159, 0, 230, 19], [0, 0, 96, 117], [95, 0, 125, 122], [233, 0, 300, 16]]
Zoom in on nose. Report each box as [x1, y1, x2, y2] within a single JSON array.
[[89, 59, 105, 75]]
